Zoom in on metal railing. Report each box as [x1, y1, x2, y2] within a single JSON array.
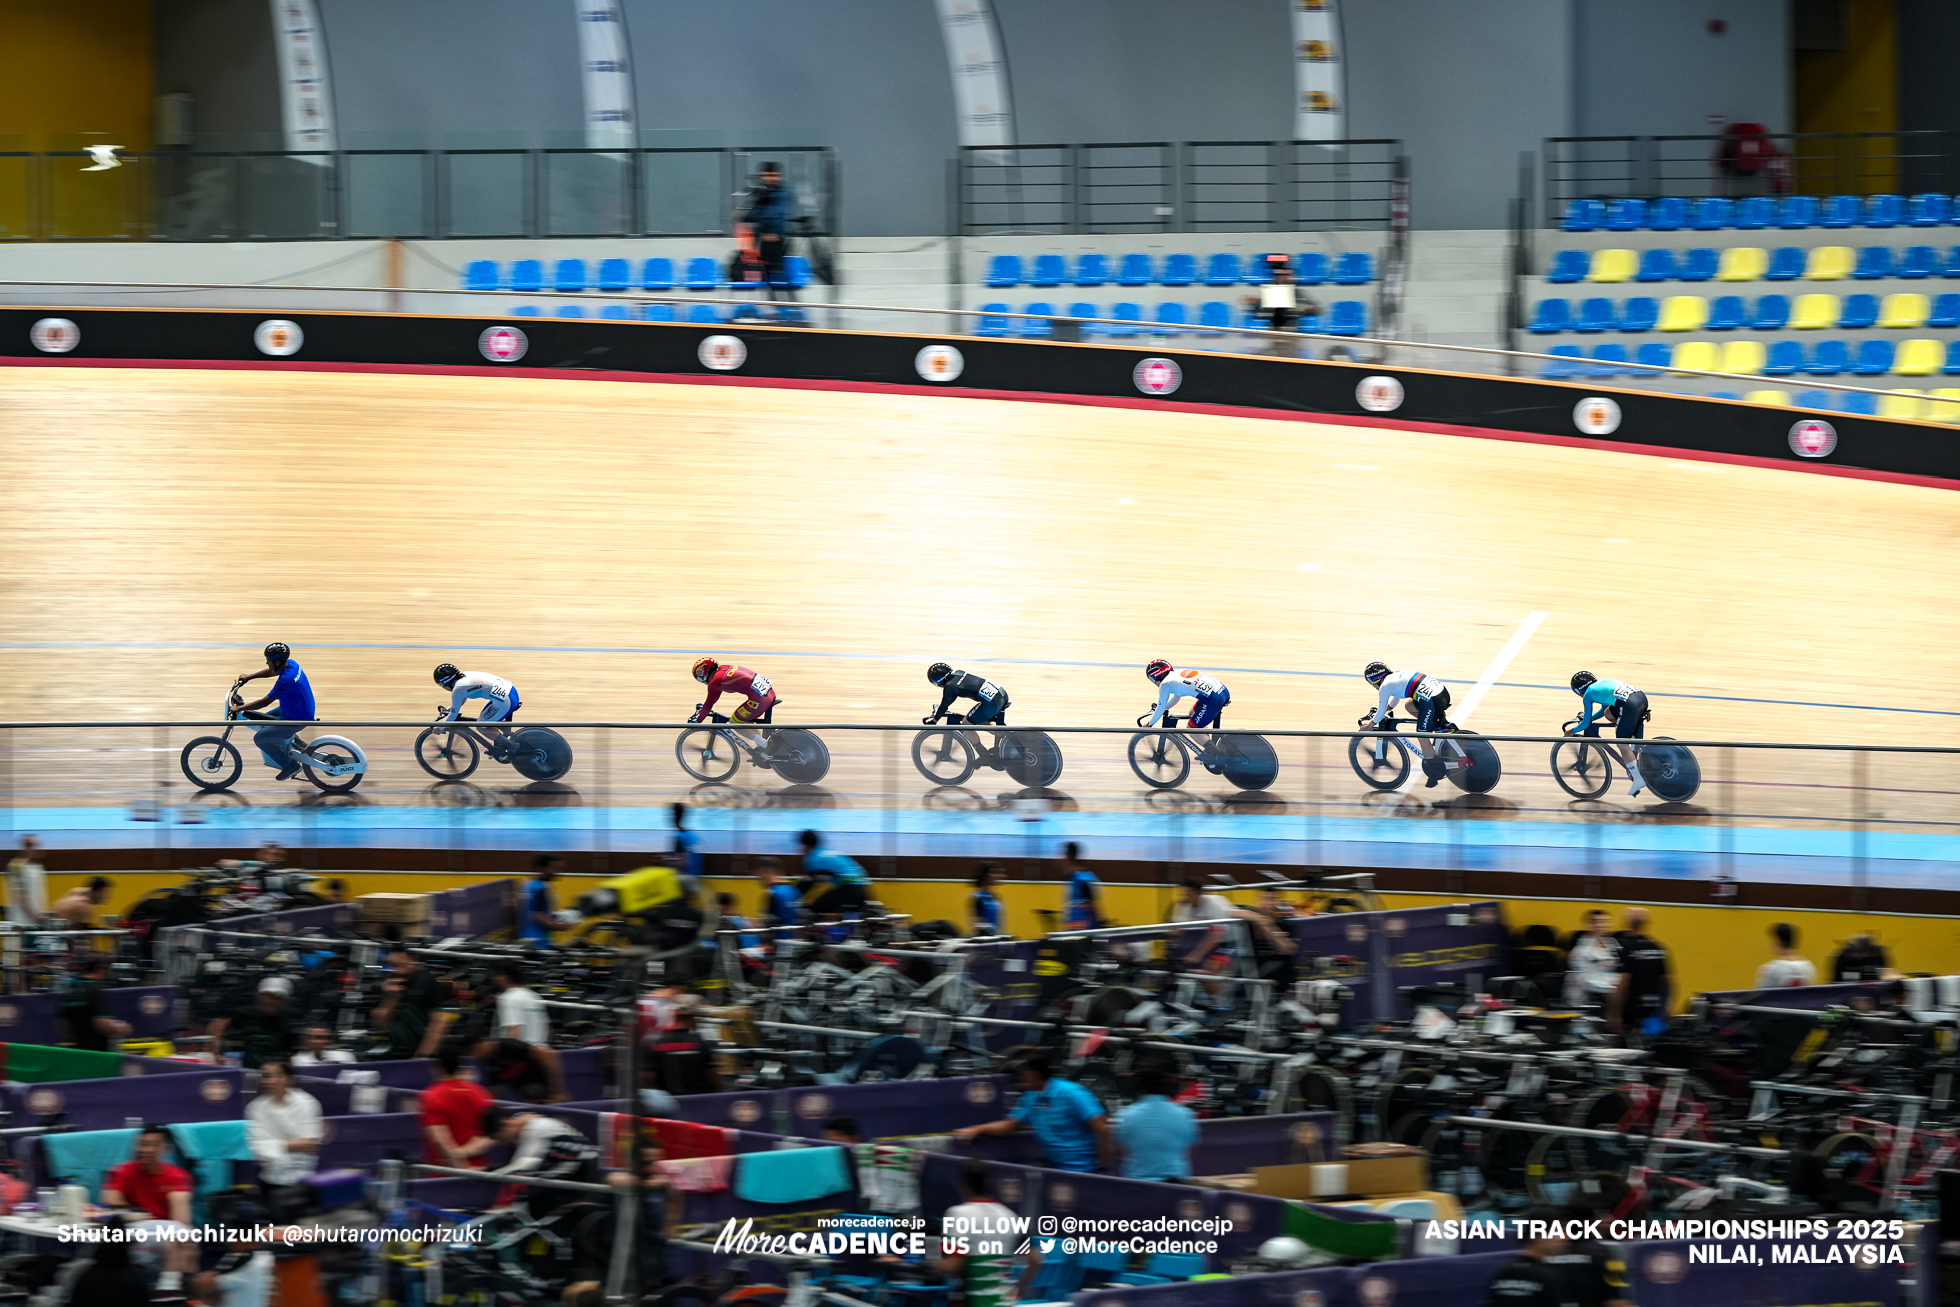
[[1541, 131, 1960, 224], [958, 139, 1403, 235], [0, 146, 838, 242]]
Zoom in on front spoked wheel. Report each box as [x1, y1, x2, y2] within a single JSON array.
[[1126, 731, 1191, 789], [180, 737, 242, 792], [676, 727, 743, 783], [415, 726, 482, 780], [911, 730, 978, 786], [1550, 738, 1614, 799], [1348, 732, 1412, 790]]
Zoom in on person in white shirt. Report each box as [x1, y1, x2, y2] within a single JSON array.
[[1754, 922, 1817, 989], [935, 1160, 1039, 1307], [290, 1024, 357, 1067], [1563, 910, 1622, 1009], [1168, 878, 1245, 1002], [196, 1245, 274, 1307], [5, 835, 47, 926], [492, 961, 550, 1044], [481, 1106, 599, 1220], [433, 663, 522, 724], [245, 1059, 323, 1189]]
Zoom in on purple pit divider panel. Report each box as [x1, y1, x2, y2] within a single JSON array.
[[1378, 902, 1508, 1020], [1702, 980, 1897, 1011], [8, 1068, 246, 1131], [1345, 1251, 1518, 1307], [293, 1076, 421, 1116], [960, 940, 1045, 1052], [407, 1175, 502, 1211], [1192, 1112, 1337, 1175], [106, 986, 185, 1040], [225, 903, 358, 936], [0, 995, 63, 1047], [1080, 1264, 1355, 1307], [317, 1112, 422, 1173], [432, 881, 516, 939], [777, 1076, 1013, 1140], [482, 1046, 606, 1103]]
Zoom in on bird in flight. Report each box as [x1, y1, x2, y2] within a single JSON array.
[[82, 145, 124, 171]]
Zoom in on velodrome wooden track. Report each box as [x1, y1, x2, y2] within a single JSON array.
[[0, 364, 1956, 828]]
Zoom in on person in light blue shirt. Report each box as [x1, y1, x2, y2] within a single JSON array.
[[232, 642, 315, 779], [952, 1053, 1111, 1172], [1114, 1070, 1198, 1181], [798, 830, 869, 916]]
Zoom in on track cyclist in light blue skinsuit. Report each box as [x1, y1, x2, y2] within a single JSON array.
[[1567, 670, 1651, 796]]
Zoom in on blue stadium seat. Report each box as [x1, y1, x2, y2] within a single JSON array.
[[1808, 339, 1849, 375], [1621, 296, 1659, 331], [553, 259, 588, 293], [1196, 301, 1232, 335], [1708, 392, 1742, 400], [685, 257, 719, 291], [1821, 195, 1861, 228], [1152, 302, 1188, 334], [1931, 293, 1960, 328], [1576, 297, 1616, 332], [1334, 252, 1374, 285], [509, 258, 544, 293], [1763, 341, 1803, 376], [1118, 254, 1154, 287], [1777, 196, 1817, 229], [599, 303, 629, 320], [511, 304, 539, 317], [1911, 193, 1952, 226], [780, 255, 812, 289], [641, 257, 674, 291], [464, 260, 499, 291], [1528, 298, 1571, 333], [1542, 344, 1584, 377], [1606, 198, 1646, 231], [1707, 295, 1745, 330], [687, 303, 721, 323], [1736, 196, 1775, 230], [1899, 245, 1939, 279], [1067, 302, 1100, 335], [1634, 248, 1674, 283], [1841, 390, 1880, 415], [642, 303, 677, 322], [1795, 389, 1833, 409], [1242, 255, 1274, 286], [1160, 253, 1196, 287], [1203, 253, 1242, 286], [1751, 294, 1790, 330], [1326, 300, 1368, 335], [1649, 197, 1687, 231], [1853, 246, 1893, 279], [1634, 342, 1671, 372], [1841, 293, 1879, 328], [1765, 247, 1805, 280], [555, 304, 585, 318], [1691, 197, 1734, 230], [597, 258, 630, 293], [1237, 305, 1266, 332], [1852, 338, 1894, 374], [1865, 194, 1904, 227], [1947, 339, 1960, 373], [1944, 247, 1960, 278], [984, 255, 1022, 288], [976, 302, 1011, 337], [1589, 342, 1629, 376], [1295, 251, 1329, 284], [1027, 254, 1065, 288], [1680, 247, 1718, 281], [1549, 249, 1590, 283], [1018, 303, 1055, 338], [1108, 302, 1145, 337], [1073, 253, 1109, 286], [1562, 199, 1605, 232]]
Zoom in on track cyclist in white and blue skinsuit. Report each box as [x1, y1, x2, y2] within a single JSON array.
[[1142, 659, 1231, 729], [1362, 661, 1455, 788], [434, 663, 522, 724], [1567, 670, 1651, 796]]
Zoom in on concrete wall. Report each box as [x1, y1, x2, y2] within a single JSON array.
[[153, 0, 278, 149], [1573, 0, 1789, 139]]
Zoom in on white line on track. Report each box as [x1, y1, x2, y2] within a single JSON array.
[[1394, 610, 1548, 792]]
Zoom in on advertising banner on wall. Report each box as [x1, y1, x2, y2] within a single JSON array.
[[935, 0, 1015, 149], [1291, 0, 1346, 141], [269, 0, 336, 159], [575, 1, 636, 151]]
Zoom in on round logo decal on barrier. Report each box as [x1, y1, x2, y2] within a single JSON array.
[[254, 319, 303, 357], [140, 994, 167, 1016], [1384, 917, 1407, 939], [731, 1099, 762, 1124], [1048, 1182, 1075, 1210], [1292, 1293, 1326, 1307], [201, 1078, 234, 1103], [795, 1092, 833, 1120], [1345, 922, 1368, 944], [1644, 1251, 1687, 1285], [1574, 395, 1623, 436], [1476, 905, 1499, 925], [965, 1081, 996, 1104], [996, 1176, 1022, 1204], [1133, 356, 1182, 396], [1177, 1198, 1203, 1222], [1226, 1201, 1253, 1227], [915, 344, 965, 383], [30, 318, 79, 354], [1789, 418, 1838, 459], [26, 1089, 61, 1116], [0, 1004, 19, 1027], [1357, 1278, 1396, 1307], [698, 334, 747, 372], [1356, 375, 1404, 412], [1293, 1122, 1322, 1147], [478, 325, 528, 363]]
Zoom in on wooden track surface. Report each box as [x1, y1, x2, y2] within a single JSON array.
[[0, 365, 1954, 825]]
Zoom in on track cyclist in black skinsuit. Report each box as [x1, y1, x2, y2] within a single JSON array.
[[925, 662, 1010, 725]]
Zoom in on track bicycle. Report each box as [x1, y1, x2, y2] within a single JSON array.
[[180, 685, 368, 793], [1550, 717, 1702, 802], [1347, 709, 1501, 794], [675, 706, 831, 784], [414, 705, 574, 782], [1127, 709, 1280, 791], [911, 707, 1063, 787]]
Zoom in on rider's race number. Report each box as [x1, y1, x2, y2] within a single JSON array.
[[749, 674, 773, 697], [979, 681, 1001, 699]]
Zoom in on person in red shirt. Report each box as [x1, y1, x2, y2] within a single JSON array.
[[421, 1041, 495, 1169], [102, 1123, 195, 1284], [690, 657, 777, 733]]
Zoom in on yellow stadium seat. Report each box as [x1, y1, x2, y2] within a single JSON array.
[[1744, 389, 1792, 406], [1658, 295, 1708, 331], [1719, 340, 1766, 375], [1894, 338, 1943, 375], [1805, 246, 1853, 280], [1587, 249, 1636, 283], [1879, 293, 1930, 329], [1715, 246, 1767, 281], [1671, 341, 1718, 375], [1926, 388, 1960, 422], [1879, 390, 1924, 420], [1790, 293, 1840, 329]]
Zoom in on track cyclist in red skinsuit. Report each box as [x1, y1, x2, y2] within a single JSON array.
[[690, 658, 778, 739]]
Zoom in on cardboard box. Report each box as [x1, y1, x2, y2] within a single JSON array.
[[1248, 1155, 1429, 1200], [358, 892, 432, 927]]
